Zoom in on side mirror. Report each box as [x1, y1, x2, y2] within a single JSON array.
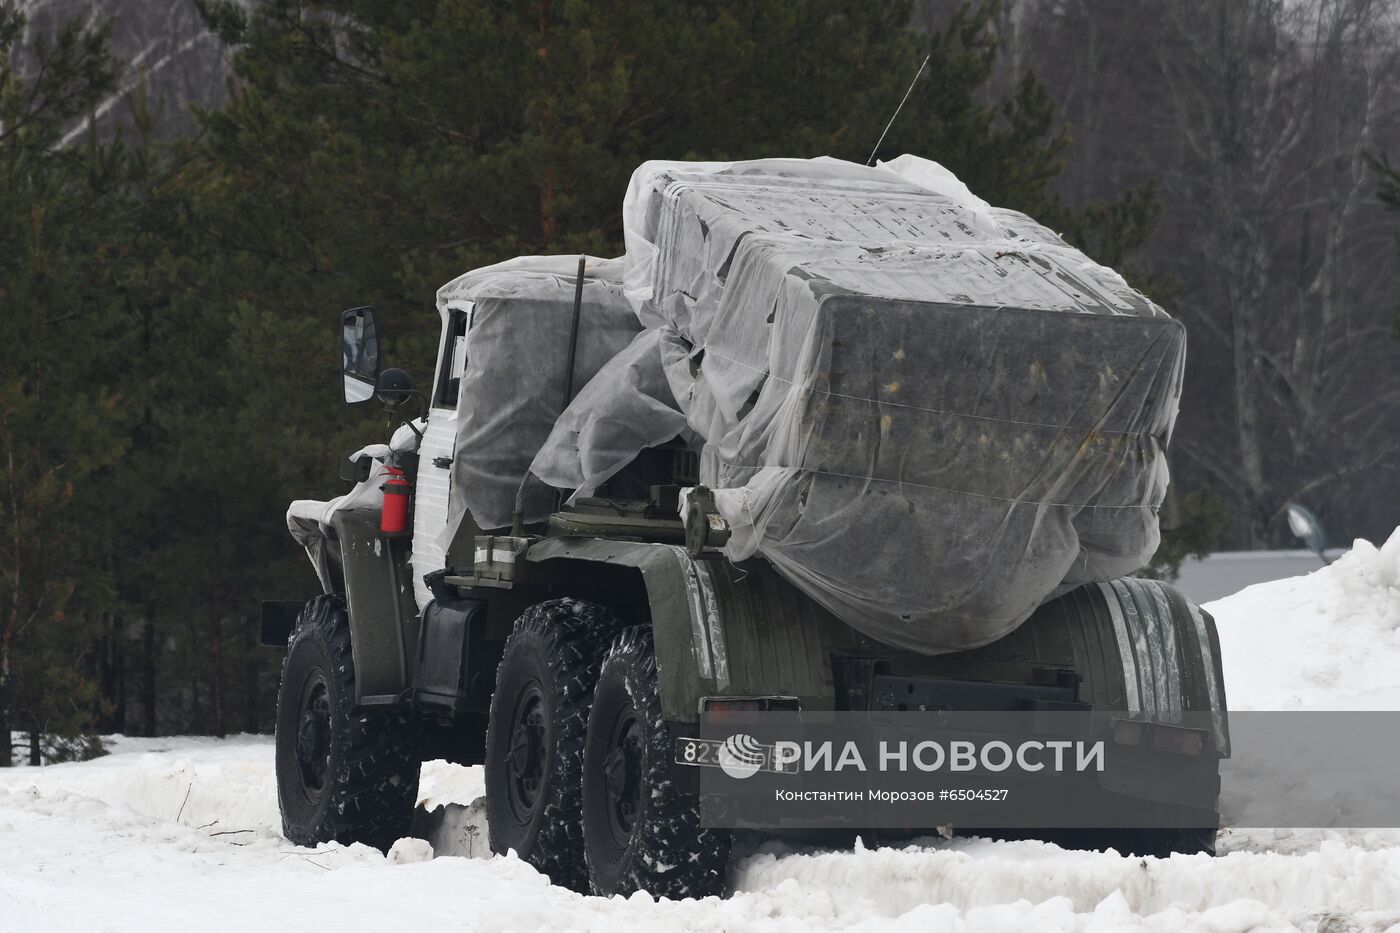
[[375, 368, 415, 408], [341, 307, 380, 404], [338, 450, 373, 483]]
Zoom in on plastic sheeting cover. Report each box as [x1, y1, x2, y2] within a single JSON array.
[[438, 256, 641, 538], [557, 155, 1186, 655], [528, 328, 691, 502]]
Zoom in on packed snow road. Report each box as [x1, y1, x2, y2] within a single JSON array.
[[3, 529, 1399, 932], [9, 740, 1400, 933]]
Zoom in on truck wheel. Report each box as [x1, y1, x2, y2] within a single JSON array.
[[582, 626, 731, 899], [275, 594, 420, 852], [485, 599, 621, 891]]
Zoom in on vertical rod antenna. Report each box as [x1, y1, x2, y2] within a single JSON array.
[[866, 53, 931, 167], [543, 255, 589, 516], [563, 255, 586, 407], [514, 254, 589, 527]]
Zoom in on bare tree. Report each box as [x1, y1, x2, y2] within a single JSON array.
[[1004, 0, 1400, 546], [1146, 0, 1400, 545]]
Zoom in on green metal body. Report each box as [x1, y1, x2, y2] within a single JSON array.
[[289, 464, 1230, 786], [308, 499, 1227, 738], [522, 536, 1228, 734]]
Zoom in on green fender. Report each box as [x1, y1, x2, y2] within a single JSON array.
[[525, 538, 1229, 754], [526, 538, 865, 721]]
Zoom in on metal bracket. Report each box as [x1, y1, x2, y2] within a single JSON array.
[[682, 485, 731, 558]]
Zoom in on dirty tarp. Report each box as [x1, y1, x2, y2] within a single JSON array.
[[438, 256, 641, 541], [528, 327, 692, 500], [539, 155, 1184, 655]]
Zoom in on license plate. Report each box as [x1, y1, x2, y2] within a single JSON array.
[[673, 736, 797, 774]]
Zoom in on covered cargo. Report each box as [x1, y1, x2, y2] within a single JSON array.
[[534, 156, 1184, 654], [438, 256, 641, 541]]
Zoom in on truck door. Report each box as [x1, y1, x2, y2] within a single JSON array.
[[411, 302, 472, 610]]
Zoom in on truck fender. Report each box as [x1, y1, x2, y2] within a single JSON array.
[[525, 537, 854, 723]]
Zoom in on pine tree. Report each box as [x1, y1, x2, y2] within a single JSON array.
[[0, 8, 128, 763]]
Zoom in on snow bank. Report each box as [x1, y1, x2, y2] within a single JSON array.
[[736, 836, 1400, 925], [1208, 526, 1400, 710]]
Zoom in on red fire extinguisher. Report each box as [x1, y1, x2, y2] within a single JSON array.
[[380, 465, 412, 535]]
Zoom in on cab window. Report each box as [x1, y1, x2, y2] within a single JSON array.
[[436, 308, 471, 408]]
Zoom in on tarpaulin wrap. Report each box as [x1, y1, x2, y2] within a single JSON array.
[[438, 256, 641, 536], [619, 157, 1183, 654], [528, 328, 691, 502]]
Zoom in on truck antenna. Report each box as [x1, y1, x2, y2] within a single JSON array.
[[543, 255, 589, 518], [563, 255, 586, 407], [866, 53, 930, 167], [512, 255, 589, 532]]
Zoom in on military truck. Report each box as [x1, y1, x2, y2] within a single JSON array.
[[263, 159, 1228, 900]]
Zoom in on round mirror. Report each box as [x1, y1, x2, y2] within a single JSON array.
[[375, 368, 414, 407]]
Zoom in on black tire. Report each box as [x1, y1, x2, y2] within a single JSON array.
[[485, 599, 621, 891], [582, 626, 731, 899], [275, 594, 421, 852]]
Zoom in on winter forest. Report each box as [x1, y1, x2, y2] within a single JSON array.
[[1, 0, 1398, 759]]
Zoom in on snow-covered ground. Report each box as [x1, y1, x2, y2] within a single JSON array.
[[3, 529, 1399, 932]]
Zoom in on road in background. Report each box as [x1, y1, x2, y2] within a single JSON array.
[[1172, 550, 1340, 604]]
